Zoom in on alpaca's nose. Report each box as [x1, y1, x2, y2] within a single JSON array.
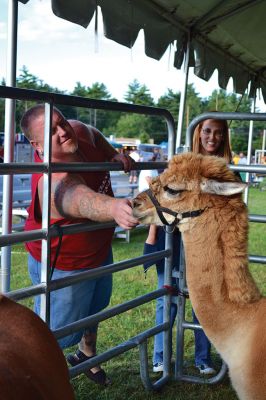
[[132, 199, 138, 208], [132, 198, 141, 208]]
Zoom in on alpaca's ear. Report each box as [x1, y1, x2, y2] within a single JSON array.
[[201, 179, 247, 195]]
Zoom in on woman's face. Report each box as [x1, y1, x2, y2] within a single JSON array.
[[199, 119, 224, 155]]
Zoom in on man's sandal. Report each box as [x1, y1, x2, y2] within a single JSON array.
[[67, 350, 111, 386]]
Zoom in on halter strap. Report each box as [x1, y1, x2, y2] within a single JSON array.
[[145, 188, 205, 226]]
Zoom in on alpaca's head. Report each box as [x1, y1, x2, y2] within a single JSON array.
[[133, 152, 246, 229]]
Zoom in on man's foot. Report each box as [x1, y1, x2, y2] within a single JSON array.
[[153, 362, 163, 373], [67, 350, 111, 386], [196, 363, 216, 375]]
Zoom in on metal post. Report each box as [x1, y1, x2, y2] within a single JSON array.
[[262, 130, 266, 159], [1, 0, 18, 292], [162, 227, 173, 377], [244, 97, 256, 204], [174, 241, 186, 379], [39, 103, 53, 323], [176, 32, 191, 151]]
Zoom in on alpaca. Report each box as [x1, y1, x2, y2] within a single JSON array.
[[0, 294, 74, 400], [132, 152, 266, 400]]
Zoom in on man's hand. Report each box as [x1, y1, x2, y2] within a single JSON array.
[[111, 153, 135, 173], [110, 198, 139, 230]]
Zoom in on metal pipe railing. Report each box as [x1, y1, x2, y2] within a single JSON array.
[[0, 85, 176, 390]]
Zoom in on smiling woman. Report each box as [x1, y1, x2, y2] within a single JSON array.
[[200, 120, 225, 155], [192, 118, 232, 163]]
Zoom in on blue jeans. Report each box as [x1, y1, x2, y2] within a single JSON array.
[[153, 265, 212, 366], [193, 310, 212, 366], [28, 249, 113, 349], [153, 263, 177, 365], [147, 227, 212, 366]]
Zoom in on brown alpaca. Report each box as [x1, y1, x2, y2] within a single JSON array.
[[0, 294, 74, 400], [133, 152, 266, 400]]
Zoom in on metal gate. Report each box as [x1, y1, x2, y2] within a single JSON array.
[[0, 89, 266, 391], [0, 85, 176, 390]]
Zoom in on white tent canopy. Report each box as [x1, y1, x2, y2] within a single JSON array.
[[19, 0, 266, 101]]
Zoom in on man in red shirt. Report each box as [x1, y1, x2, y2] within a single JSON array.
[[20, 104, 139, 386]]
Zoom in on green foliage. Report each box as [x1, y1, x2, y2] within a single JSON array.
[[230, 131, 248, 153], [70, 82, 121, 133], [2, 66, 66, 132], [157, 88, 180, 120], [186, 84, 203, 121], [124, 79, 155, 106], [17, 66, 63, 93], [1, 67, 265, 155], [115, 113, 151, 142]]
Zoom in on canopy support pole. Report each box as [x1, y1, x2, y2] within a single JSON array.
[[176, 32, 191, 151], [1, 0, 18, 292], [244, 95, 256, 204]]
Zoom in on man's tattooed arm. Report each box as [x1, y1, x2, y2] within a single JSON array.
[[52, 174, 115, 221], [38, 173, 139, 230]]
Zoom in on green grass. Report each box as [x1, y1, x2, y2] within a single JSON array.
[[5, 186, 266, 399], [248, 187, 266, 293]]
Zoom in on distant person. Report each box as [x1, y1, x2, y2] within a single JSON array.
[[129, 148, 140, 184], [138, 146, 164, 192], [152, 147, 165, 173], [152, 147, 164, 162], [232, 151, 240, 165], [238, 152, 248, 164], [20, 104, 139, 386], [0, 137, 4, 163], [138, 169, 158, 193], [238, 152, 248, 180]]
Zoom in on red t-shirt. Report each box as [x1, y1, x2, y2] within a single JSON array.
[[25, 140, 115, 271]]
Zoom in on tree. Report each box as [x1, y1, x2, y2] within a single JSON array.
[[185, 84, 203, 125], [115, 113, 151, 143], [157, 89, 180, 122], [15, 67, 65, 132], [1, 66, 264, 155], [71, 82, 120, 133], [124, 79, 155, 106], [113, 80, 155, 142], [156, 84, 202, 144]]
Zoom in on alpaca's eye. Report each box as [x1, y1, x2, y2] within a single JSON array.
[[163, 186, 184, 195]]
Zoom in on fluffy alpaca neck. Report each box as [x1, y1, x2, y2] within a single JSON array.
[[182, 205, 261, 336]]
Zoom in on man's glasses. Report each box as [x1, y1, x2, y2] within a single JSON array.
[[201, 128, 223, 138]]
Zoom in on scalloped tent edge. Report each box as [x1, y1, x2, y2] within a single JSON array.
[[18, 0, 266, 103]]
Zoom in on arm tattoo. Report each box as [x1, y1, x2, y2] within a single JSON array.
[[53, 175, 113, 221], [53, 176, 83, 218], [79, 195, 111, 221]]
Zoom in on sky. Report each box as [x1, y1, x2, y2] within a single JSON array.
[[0, 0, 265, 109]]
